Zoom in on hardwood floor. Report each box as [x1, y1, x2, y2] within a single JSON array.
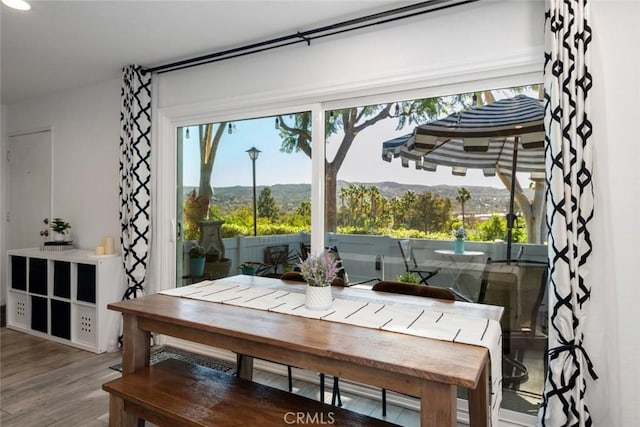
[[0, 328, 122, 426], [0, 328, 428, 426]]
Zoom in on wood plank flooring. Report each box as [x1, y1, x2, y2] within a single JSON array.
[[0, 328, 428, 426], [1, 328, 122, 426]]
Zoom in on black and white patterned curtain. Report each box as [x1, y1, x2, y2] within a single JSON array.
[[120, 65, 152, 301], [539, 1, 597, 425]]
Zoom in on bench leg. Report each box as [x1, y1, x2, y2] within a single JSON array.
[[235, 354, 254, 381], [109, 394, 141, 427]]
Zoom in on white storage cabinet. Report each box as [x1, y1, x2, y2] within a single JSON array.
[[6, 248, 122, 354]]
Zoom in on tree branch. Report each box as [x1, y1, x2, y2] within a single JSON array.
[[354, 104, 393, 133]]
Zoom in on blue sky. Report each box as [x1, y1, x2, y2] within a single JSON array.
[[181, 87, 539, 189], [181, 117, 311, 188]]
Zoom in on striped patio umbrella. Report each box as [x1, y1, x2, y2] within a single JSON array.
[[381, 95, 544, 262]]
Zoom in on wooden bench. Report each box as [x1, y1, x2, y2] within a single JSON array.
[[102, 358, 398, 426]]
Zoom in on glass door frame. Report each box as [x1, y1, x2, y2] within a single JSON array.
[[154, 102, 325, 294]]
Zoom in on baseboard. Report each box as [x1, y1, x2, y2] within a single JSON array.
[[1, 305, 5, 327]]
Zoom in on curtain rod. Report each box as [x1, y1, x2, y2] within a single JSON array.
[[147, 0, 478, 74]]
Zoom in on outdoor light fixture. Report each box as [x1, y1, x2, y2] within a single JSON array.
[[394, 104, 400, 116], [328, 111, 335, 124], [185, 128, 190, 139], [275, 117, 280, 129], [228, 123, 233, 134], [2, 0, 30, 10], [247, 146, 261, 161], [246, 147, 261, 236]]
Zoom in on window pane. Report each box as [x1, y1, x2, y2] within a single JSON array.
[[176, 112, 312, 285]]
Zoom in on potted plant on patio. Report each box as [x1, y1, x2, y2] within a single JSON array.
[[397, 271, 421, 284], [239, 262, 257, 276], [189, 244, 207, 277], [452, 226, 467, 254]]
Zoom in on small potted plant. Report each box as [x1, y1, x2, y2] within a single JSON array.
[[189, 244, 207, 277], [239, 262, 256, 276], [397, 271, 421, 284], [297, 251, 341, 310], [50, 217, 71, 242]]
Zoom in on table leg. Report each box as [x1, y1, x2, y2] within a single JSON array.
[[467, 360, 490, 427], [120, 313, 150, 427], [420, 380, 456, 427], [108, 394, 137, 427]]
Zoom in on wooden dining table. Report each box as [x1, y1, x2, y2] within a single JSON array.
[[108, 275, 503, 427]]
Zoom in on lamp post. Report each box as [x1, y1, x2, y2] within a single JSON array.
[[246, 147, 261, 236]]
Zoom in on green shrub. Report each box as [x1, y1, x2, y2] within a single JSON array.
[[221, 223, 247, 238], [396, 272, 421, 284]]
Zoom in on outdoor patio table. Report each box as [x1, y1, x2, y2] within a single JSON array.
[[433, 249, 487, 296], [108, 275, 503, 427]]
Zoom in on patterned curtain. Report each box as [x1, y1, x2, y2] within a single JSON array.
[[539, 1, 597, 426], [120, 65, 152, 302]]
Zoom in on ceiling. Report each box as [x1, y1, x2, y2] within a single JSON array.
[[1, 0, 415, 105]]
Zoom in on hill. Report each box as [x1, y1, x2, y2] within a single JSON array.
[[184, 181, 529, 215]]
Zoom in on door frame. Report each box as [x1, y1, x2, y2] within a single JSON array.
[[2, 126, 54, 307]]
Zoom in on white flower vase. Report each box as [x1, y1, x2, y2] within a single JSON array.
[[53, 232, 66, 242], [305, 285, 333, 310]]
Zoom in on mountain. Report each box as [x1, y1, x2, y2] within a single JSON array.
[[183, 181, 529, 215]]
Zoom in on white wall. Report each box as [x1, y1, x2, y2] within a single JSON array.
[[5, 78, 122, 252], [587, 2, 640, 426]]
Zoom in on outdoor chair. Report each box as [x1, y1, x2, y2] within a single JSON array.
[[476, 257, 549, 385], [372, 280, 456, 300], [371, 280, 455, 416], [397, 240, 440, 284]]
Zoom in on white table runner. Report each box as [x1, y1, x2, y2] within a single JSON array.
[[161, 281, 502, 425]]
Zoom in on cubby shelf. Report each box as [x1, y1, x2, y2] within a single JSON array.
[[6, 248, 122, 354]]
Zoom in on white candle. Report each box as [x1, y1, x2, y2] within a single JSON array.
[[95, 246, 105, 255], [103, 237, 115, 255]]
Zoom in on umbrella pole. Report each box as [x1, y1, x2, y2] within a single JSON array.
[[506, 136, 520, 264]]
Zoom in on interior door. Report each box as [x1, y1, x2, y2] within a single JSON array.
[[7, 130, 52, 249]]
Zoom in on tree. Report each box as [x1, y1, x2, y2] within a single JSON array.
[[476, 214, 527, 243], [409, 192, 452, 233], [277, 99, 450, 231], [337, 184, 392, 230], [197, 123, 227, 203], [456, 187, 472, 228], [183, 122, 227, 240], [257, 187, 279, 221]]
